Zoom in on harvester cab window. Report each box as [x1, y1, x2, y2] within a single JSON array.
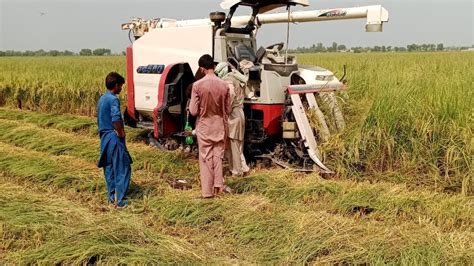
[[234, 43, 257, 62], [226, 39, 256, 67], [227, 40, 243, 58]]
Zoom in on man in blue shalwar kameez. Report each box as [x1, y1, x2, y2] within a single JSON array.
[[97, 72, 132, 209]]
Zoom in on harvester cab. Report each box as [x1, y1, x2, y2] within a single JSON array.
[[121, 0, 389, 173]]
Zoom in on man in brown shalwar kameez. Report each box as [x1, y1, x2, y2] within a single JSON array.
[[215, 62, 250, 177], [189, 55, 231, 198]]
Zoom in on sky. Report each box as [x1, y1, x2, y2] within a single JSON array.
[[0, 0, 473, 52]]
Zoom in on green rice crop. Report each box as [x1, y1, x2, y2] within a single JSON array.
[[297, 52, 473, 195], [0, 56, 124, 115]]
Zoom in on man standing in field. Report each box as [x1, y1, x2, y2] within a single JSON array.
[[215, 62, 250, 177], [189, 54, 231, 198], [97, 72, 132, 208]]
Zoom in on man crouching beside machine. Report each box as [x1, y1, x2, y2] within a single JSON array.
[[215, 62, 250, 177]]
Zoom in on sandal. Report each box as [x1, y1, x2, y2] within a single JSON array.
[[202, 196, 214, 199], [115, 205, 128, 210]]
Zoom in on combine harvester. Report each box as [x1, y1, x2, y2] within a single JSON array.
[[121, 0, 389, 173]]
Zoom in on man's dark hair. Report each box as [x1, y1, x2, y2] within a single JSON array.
[[198, 54, 215, 70], [105, 72, 125, 90]]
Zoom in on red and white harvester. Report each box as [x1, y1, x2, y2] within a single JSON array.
[[122, 0, 389, 173]]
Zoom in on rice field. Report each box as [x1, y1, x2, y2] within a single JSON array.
[[0, 53, 472, 263], [0, 56, 123, 115]]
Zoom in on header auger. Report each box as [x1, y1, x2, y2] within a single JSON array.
[[121, 0, 389, 173]]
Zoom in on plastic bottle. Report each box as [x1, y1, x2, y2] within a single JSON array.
[[184, 122, 193, 145]]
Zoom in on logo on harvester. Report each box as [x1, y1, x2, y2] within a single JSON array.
[[319, 9, 347, 17], [136, 64, 165, 74]]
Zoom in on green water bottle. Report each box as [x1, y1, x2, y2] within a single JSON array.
[[184, 122, 193, 145]]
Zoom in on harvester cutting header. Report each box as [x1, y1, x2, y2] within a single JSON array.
[[121, 0, 389, 173]]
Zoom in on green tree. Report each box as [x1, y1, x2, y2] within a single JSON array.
[[92, 48, 105, 56], [80, 49, 92, 56], [352, 47, 366, 53], [407, 44, 419, 52], [93, 48, 112, 56], [63, 50, 75, 56], [315, 43, 325, 52], [337, 44, 347, 51], [34, 49, 47, 56]]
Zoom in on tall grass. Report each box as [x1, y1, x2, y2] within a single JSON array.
[[298, 52, 473, 194], [0, 56, 124, 115]]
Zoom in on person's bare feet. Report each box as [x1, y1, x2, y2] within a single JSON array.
[[214, 187, 225, 196]]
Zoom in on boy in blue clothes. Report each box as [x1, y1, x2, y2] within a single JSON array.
[[97, 72, 132, 209]]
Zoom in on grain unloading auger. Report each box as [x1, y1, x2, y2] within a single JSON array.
[[121, 0, 389, 173]]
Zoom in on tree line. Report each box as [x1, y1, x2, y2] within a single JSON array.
[[291, 42, 473, 53], [0, 48, 115, 57], [1, 43, 472, 57]]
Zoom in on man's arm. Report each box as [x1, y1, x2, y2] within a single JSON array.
[[111, 98, 126, 138], [225, 85, 232, 116], [188, 85, 199, 116], [227, 80, 236, 108], [113, 121, 126, 138]]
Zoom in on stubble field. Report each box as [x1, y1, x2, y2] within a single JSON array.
[[0, 52, 472, 264]]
